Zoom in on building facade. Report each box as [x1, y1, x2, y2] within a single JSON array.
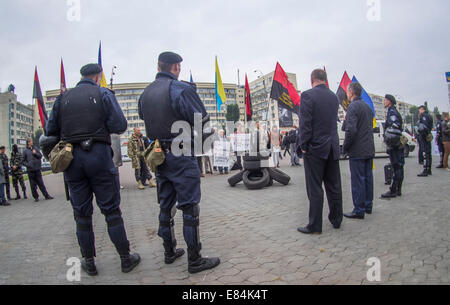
[[249, 71, 299, 131], [45, 81, 246, 143], [0, 92, 34, 154]]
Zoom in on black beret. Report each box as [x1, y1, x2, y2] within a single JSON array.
[[80, 64, 103, 76], [385, 94, 397, 105], [158, 52, 183, 64]]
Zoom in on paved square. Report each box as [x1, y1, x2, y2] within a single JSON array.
[[0, 155, 449, 285]]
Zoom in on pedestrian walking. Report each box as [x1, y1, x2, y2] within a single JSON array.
[[435, 114, 445, 169], [0, 158, 11, 206], [297, 69, 343, 235]]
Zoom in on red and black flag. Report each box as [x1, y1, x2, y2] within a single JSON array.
[[60, 58, 67, 95], [245, 74, 253, 121], [270, 62, 301, 114], [324, 66, 330, 88], [33, 67, 48, 133], [336, 71, 352, 111]]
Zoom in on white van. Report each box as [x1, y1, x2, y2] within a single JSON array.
[[338, 121, 416, 158]]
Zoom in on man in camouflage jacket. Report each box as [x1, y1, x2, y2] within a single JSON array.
[[10, 144, 27, 200], [127, 128, 156, 190]]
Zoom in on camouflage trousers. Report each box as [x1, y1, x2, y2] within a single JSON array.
[[11, 173, 26, 197]]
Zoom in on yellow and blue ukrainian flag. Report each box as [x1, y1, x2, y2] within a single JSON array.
[[352, 76, 377, 128], [215, 56, 227, 113], [98, 42, 108, 88]]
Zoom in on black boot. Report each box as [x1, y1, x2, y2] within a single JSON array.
[[164, 242, 185, 265], [23, 191, 27, 199], [397, 182, 402, 197], [120, 253, 141, 273], [14, 186, 21, 200], [187, 246, 220, 274], [81, 258, 98, 276], [427, 167, 432, 176], [417, 169, 428, 177], [381, 182, 398, 199]]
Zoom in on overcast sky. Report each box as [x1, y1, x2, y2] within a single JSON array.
[[1, 0, 449, 112]]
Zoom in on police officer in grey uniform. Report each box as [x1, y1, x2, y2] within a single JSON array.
[[47, 64, 140, 276], [139, 52, 220, 274]]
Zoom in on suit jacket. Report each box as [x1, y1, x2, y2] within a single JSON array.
[[299, 84, 340, 160], [342, 98, 375, 159]]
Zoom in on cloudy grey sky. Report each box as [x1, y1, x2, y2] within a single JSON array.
[[1, 0, 449, 111]]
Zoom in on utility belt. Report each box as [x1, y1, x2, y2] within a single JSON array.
[[72, 138, 109, 152]]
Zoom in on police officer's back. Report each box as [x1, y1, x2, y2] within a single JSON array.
[[417, 106, 434, 177], [139, 52, 220, 274], [46, 64, 140, 276]]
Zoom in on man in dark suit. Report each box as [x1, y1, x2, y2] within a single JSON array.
[[298, 69, 343, 235], [342, 82, 375, 219]]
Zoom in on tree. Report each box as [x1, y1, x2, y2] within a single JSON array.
[[33, 128, 43, 145], [226, 104, 240, 123], [409, 106, 420, 125]]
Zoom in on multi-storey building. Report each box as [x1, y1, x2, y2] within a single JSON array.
[[45, 81, 246, 143], [0, 92, 34, 154], [249, 71, 299, 130]]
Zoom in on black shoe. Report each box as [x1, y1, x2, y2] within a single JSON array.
[[45, 196, 54, 200], [366, 209, 372, 215], [381, 191, 397, 199], [344, 212, 365, 220], [165, 249, 185, 265], [437, 165, 444, 169], [1, 201, 11, 206], [14, 195, 21, 200], [332, 224, 341, 229], [81, 258, 98, 276], [297, 227, 322, 235], [121, 253, 141, 273], [187, 247, 220, 274], [417, 170, 428, 177], [34, 198, 39, 202]]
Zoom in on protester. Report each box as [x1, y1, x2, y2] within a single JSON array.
[[289, 127, 300, 166], [23, 138, 53, 203], [435, 114, 445, 169], [10, 144, 27, 200], [0, 157, 11, 206], [442, 112, 450, 171], [0, 146, 11, 201], [217, 130, 230, 175], [271, 125, 282, 168], [128, 127, 156, 190], [342, 83, 375, 219], [417, 106, 434, 177], [297, 69, 343, 234]]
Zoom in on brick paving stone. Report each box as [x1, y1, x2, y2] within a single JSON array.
[[0, 157, 449, 285]]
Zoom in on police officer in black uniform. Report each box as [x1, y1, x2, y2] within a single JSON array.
[[382, 95, 405, 199], [46, 64, 140, 276], [139, 52, 220, 274], [435, 114, 444, 169], [417, 106, 434, 177]]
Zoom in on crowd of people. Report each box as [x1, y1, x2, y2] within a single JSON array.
[[0, 140, 53, 206], [2, 52, 448, 278]]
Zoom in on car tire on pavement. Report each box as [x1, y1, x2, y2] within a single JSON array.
[[243, 169, 270, 190], [268, 168, 291, 185], [228, 171, 245, 187]]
